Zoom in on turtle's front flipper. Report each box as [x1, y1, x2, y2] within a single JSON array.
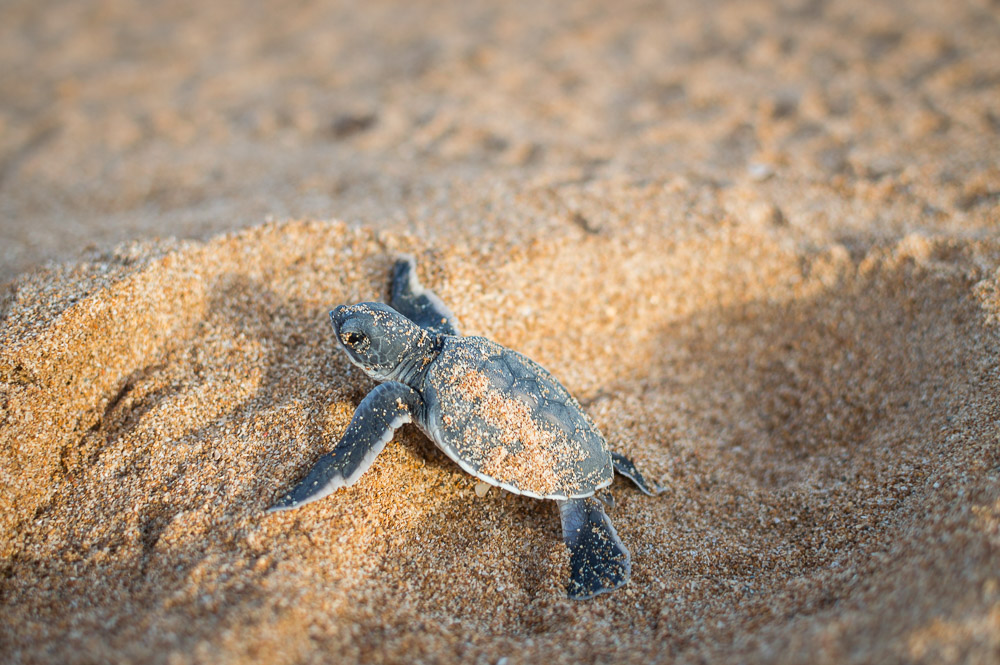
[[611, 451, 664, 496], [390, 255, 461, 336], [558, 497, 631, 599], [267, 382, 423, 513]]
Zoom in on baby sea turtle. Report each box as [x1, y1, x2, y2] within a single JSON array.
[[267, 257, 660, 599]]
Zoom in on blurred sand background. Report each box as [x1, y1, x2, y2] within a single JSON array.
[[2, 0, 1000, 663]]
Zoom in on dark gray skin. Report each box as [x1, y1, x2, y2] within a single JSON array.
[[268, 257, 660, 599]]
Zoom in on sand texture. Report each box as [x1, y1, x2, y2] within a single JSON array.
[[2, 1, 1000, 664]]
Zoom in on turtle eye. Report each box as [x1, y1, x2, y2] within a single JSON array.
[[341, 331, 368, 349]]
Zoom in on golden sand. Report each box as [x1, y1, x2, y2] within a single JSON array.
[[2, 0, 1000, 663], [2, 219, 999, 664]]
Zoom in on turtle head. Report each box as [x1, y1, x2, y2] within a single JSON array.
[[330, 302, 436, 384]]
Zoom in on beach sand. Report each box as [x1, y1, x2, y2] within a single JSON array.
[[2, 1, 1000, 664]]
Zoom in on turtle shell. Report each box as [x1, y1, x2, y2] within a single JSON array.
[[420, 336, 613, 499]]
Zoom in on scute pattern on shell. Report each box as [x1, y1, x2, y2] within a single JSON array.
[[423, 336, 613, 498]]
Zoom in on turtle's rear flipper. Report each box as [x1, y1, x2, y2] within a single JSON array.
[[390, 255, 461, 336], [558, 497, 631, 599], [611, 451, 664, 496], [267, 382, 422, 513]]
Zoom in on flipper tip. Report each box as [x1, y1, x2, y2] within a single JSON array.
[[265, 497, 299, 514]]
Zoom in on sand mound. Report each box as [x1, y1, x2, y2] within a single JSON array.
[[2, 219, 998, 664]]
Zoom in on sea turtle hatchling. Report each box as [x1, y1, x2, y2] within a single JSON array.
[[267, 257, 661, 599]]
